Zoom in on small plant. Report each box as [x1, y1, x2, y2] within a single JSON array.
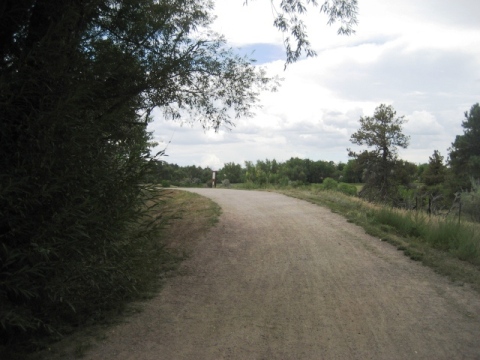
[[222, 179, 231, 188], [161, 180, 171, 188], [322, 177, 338, 190]]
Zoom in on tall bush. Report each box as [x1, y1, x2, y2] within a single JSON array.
[[338, 182, 357, 196], [0, 0, 272, 348], [322, 177, 338, 190], [460, 179, 480, 222]]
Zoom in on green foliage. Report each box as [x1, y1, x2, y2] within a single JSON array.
[[306, 160, 338, 183], [371, 207, 480, 265], [423, 150, 447, 186], [460, 179, 480, 222], [422, 219, 479, 264], [393, 160, 417, 186], [449, 103, 480, 189], [218, 162, 244, 183], [221, 179, 231, 188], [0, 0, 361, 352], [170, 165, 213, 186], [338, 182, 357, 196], [148, 158, 348, 188], [322, 177, 338, 190], [250, 0, 358, 66], [416, 163, 429, 182], [0, 0, 276, 349], [348, 104, 410, 202], [396, 185, 416, 205], [342, 159, 363, 183], [161, 180, 171, 188], [373, 208, 426, 238]]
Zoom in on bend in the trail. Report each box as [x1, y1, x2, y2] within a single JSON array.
[[83, 189, 480, 360]]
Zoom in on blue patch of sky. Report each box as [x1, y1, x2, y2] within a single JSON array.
[[234, 43, 286, 64]]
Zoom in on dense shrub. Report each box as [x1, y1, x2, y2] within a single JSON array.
[[222, 179, 231, 188], [460, 179, 480, 222], [0, 0, 269, 351], [338, 182, 357, 196], [161, 180, 171, 188], [322, 177, 338, 190]]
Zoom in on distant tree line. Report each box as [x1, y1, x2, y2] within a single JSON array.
[[152, 156, 422, 188], [154, 103, 480, 219], [346, 103, 480, 213]]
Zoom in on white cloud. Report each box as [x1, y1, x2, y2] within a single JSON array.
[[148, 0, 480, 168], [199, 154, 224, 170], [404, 111, 444, 136], [212, 0, 282, 46]]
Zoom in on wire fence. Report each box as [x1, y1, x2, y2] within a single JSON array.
[[399, 194, 467, 224]]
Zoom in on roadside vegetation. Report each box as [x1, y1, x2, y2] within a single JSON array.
[[1, 0, 358, 356], [2, 0, 478, 357], [3, 190, 220, 360], [151, 103, 480, 291]]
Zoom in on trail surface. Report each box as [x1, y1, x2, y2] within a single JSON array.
[[83, 189, 480, 359]]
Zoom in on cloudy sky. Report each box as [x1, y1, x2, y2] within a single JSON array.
[[148, 0, 480, 169]]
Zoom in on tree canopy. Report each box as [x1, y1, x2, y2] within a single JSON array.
[[0, 0, 275, 345], [423, 150, 446, 187], [449, 103, 480, 188], [348, 104, 410, 201], [250, 0, 359, 65], [0, 0, 359, 349]]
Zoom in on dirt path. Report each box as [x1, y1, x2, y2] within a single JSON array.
[[82, 189, 480, 359]]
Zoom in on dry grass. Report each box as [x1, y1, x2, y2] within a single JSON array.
[[155, 189, 221, 250]]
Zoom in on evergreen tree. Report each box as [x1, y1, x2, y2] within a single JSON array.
[[348, 104, 410, 201], [449, 103, 480, 189], [423, 150, 446, 186]]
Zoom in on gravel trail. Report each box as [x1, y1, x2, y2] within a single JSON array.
[[83, 189, 480, 360]]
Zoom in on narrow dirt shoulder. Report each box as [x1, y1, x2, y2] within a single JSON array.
[[83, 189, 480, 360]]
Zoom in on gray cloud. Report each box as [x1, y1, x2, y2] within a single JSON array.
[[324, 46, 478, 108]]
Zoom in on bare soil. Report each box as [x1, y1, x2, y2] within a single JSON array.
[[80, 189, 480, 360]]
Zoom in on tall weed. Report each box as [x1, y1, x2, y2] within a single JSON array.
[[372, 207, 426, 238]]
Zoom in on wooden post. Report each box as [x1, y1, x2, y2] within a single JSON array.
[[458, 200, 462, 225], [212, 171, 217, 188]]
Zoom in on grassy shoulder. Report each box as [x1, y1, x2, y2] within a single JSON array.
[[21, 189, 220, 360], [274, 187, 480, 292]]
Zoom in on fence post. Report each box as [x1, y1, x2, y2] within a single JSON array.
[[458, 200, 462, 225]]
